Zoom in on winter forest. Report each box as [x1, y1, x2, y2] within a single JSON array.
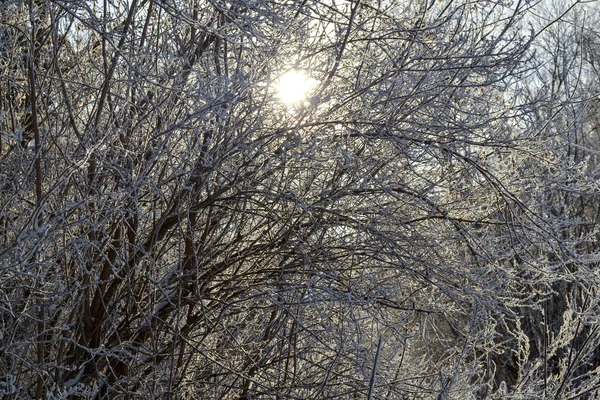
[[1, 0, 600, 398]]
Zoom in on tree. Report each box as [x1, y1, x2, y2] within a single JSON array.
[[0, 0, 596, 398], [479, 2, 600, 398]]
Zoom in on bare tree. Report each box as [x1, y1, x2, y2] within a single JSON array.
[[1, 0, 595, 398], [470, 2, 600, 398]]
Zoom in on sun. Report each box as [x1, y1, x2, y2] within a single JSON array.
[[275, 70, 318, 105]]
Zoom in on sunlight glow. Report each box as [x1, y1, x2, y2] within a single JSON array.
[[275, 70, 318, 105]]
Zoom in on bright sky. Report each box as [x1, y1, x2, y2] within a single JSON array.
[[276, 70, 318, 105]]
